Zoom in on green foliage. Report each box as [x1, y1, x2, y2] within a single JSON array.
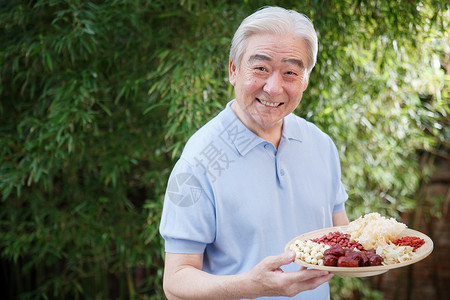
[[330, 276, 384, 300], [292, 0, 449, 221], [1, 0, 168, 298], [0, 0, 448, 299]]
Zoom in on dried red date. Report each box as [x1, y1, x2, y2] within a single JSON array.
[[324, 245, 345, 257], [368, 254, 384, 266], [360, 252, 370, 266], [337, 256, 359, 267], [323, 255, 339, 267], [345, 251, 363, 265], [365, 249, 376, 256], [319, 244, 384, 268]]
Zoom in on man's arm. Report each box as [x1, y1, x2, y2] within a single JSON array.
[[332, 210, 349, 226], [163, 252, 248, 300], [163, 252, 333, 300]]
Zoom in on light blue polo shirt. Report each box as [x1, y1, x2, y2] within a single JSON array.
[[159, 100, 347, 300]]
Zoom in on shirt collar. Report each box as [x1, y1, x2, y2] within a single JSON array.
[[221, 100, 303, 156], [281, 113, 303, 143]]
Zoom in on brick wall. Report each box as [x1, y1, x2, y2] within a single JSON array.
[[377, 158, 450, 300]]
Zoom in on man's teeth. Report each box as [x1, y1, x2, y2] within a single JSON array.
[[259, 99, 281, 107]]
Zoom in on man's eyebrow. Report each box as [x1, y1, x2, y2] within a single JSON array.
[[248, 54, 272, 63], [283, 58, 305, 70], [248, 55, 305, 69]]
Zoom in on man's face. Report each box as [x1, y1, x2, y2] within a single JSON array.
[[229, 33, 310, 133]]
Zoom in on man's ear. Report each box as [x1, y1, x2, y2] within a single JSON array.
[[302, 73, 310, 92], [229, 60, 237, 86]]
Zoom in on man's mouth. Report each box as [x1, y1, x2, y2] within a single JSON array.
[[257, 98, 283, 107]]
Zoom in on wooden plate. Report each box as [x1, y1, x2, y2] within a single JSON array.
[[285, 226, 433, 277]]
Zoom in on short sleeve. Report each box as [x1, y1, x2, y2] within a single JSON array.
[[331, 141, 348, 214], [332, 181, 347, 214], [159, 158, 216, 254]]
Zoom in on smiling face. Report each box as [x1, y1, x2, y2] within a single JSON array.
[[229, 33, 310, 139]]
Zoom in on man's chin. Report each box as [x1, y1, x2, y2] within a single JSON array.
[[252, 115, 284, 129]]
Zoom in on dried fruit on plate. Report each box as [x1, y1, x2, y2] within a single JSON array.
[[391, 236, 425, 252]]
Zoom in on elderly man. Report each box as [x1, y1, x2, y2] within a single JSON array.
[[159, 6, 349, 299]]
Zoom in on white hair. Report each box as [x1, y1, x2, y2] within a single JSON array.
[[230, 6, 318, 73]]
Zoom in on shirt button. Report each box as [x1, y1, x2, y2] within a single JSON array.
[[280, 169, 285, 176]]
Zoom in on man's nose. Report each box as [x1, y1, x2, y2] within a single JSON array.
[[263, 72, 283, 96]]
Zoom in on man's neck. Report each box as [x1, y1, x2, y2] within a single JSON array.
[[230, 101, 283, 149]]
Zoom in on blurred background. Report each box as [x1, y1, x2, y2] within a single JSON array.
[[0, 0, 448, 299]]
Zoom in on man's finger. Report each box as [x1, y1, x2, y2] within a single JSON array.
[[290, 268, 331, 282], [266, 252, 296, 269]]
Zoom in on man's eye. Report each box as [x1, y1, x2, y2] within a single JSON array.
[[256, 67, 266, 71], [286, 71, 297, 75]]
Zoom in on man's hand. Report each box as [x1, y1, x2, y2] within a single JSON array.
[[163, 251, 333, 300], [244, 251, 333, 298]]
